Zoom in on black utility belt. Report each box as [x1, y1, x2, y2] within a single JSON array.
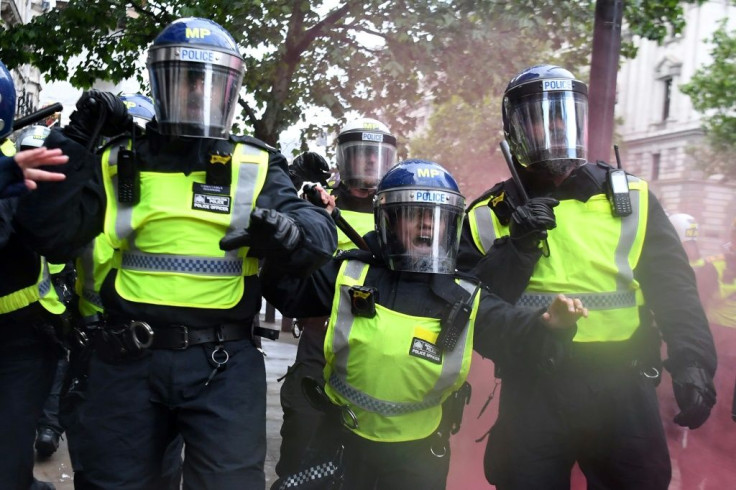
[[92, 321, 253, 364], [151, 323, 252, 350]]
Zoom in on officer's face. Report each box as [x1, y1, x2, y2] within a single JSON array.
[[345, 146, 380, 192], [178, 71, 224, 120], [528, 116, 567, 149], [395, 207, 444, 255]]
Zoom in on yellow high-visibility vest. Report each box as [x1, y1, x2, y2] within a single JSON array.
[[100, 141, 269, 308], [467, 177, 649, 342], [324, 260, 479, 442]]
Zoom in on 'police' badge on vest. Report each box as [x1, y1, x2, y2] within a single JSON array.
[[409, 338, 442, 364], [192, 183, 232, 214]]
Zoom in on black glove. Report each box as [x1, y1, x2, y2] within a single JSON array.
[[63, 90, 131, 145], [219, 208, 302, 256], [509, 197, 559, 251], [671, 364, 716, 429], [289, 152, 330, 187]]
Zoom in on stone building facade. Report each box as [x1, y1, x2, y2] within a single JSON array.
[[616, 0, 736, 257]]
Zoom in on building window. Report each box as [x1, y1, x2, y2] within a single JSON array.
[[662, 77, 673, 121], [652, 153, 661, 181]]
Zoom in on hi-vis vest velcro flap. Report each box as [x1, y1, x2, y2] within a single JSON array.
[[335, 209, 373, 251], [707, 257, 736, 329], [101, 142, 269, 309], [468, 176, 648, 342], [0, 257, 65, 315], [323, 260, 479, 442]]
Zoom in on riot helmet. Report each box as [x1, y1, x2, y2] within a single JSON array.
[[502, 64, 588, 168], [119, 93, 155, 129], [0, 61, 16, 139], [374, 159, 465, 274], [147, 17, 245, 139], [669, 213, 698, 243], [336, 118, 397, 192], [15, 125, 51, 151]]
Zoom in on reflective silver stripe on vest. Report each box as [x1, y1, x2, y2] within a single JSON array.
[[224, 144, 263, 260], [329, 261, 475, 417], [517, 290, 637, 311], [38, 261, 52, 297], [121, 251, 243, 276], [328, 372, 444, 415], [473, 206, 497, 254], [615, 175, 641, 289]]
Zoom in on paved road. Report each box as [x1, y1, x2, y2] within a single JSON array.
[[33, 318, 296, 490]]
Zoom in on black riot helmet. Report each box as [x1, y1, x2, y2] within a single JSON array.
[[502, 64, 588, 168]]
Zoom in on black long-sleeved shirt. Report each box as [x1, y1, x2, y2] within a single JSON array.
[[456, 162, 717, 375], [14, 126, 337, 327]]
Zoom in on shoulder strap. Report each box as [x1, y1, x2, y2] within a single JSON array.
[[431, 274, 480, 351]]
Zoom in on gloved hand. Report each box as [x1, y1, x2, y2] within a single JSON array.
[[220, 208, 303, 255], [63, 90, 131, 145], [671, 364, 716, 429], [289, 152, 331, 187], [509, 197, 559, 251]]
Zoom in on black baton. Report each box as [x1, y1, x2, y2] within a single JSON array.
[[13, 103, 63, 132]]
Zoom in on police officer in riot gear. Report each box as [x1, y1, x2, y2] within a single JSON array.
[[459, 64, 717, 489], [15, 18, 336, 490], [0, 60, 68, 490], [264, 159, 586, 490], [12, 123, 73, 460], [275, 117, 397, 480]]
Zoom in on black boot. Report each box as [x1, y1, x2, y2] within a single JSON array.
[[35, 426, 61, 458]]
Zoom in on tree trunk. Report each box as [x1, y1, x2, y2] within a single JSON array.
[[588, 0, 624, 164]]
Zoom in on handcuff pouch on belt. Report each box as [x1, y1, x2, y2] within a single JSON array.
[[94, 320, 154, 363]]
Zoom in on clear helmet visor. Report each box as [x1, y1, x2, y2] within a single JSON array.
[[506, 91, 588, 167], [375, 189, 465, 274], [337, 141, 397, 190], [148, 49, 244, 139]]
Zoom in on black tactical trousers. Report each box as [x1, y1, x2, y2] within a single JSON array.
[[275, 319, 328, 479], [37, 355, 69, 434], [339, 428, 451, 490], [0, 324, 57, 490], [66, 337, 266, 490], [485, 365, 671, 490]]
